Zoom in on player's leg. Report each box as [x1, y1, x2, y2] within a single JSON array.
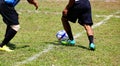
[[78, 3, 95, 50], [5, 25, 11, 37], [83, 24, 95, 50], [1, 25, 20, 47], [61, 17, 74, 40], [61, 17, 75, 45], [0, 25, 20, 52], [83, 24, 94, 43], [0, 2, 20, 51], [0, 24, 20, 52]]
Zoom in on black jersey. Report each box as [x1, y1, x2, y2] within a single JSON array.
[[63, 0, 93, 26], [75, 0, 91, 9]]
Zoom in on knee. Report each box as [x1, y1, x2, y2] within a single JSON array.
[[10, 25, 20, 31]]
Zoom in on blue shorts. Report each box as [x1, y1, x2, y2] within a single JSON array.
[[0, 0, 19, 25], [63, 0, 93, 26]]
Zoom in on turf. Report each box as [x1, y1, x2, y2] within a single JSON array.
[[0, 0, 120, 66]]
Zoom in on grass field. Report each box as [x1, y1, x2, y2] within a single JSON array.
[[0, 0, 120, 66]]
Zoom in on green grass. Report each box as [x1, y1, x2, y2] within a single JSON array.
[[0, 0, 120, 66]]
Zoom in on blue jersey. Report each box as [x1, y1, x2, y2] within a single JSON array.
[[5, 0, 20, 7]]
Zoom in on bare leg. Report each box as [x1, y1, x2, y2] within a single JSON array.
[[83, 24, 95, 50], [83, 24, 94, 43], [83, 24, 93, 36]]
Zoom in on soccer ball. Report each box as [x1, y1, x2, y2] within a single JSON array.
[[56, 30, 69, 41]]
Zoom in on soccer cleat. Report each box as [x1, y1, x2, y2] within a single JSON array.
[[61, 40, 68, 45], [89, 43, 95, 50], [61, 40, 76, 45], [68, 40, 76, 45], [0, 45, 13, 52]]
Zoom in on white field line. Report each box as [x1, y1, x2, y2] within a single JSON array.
[[17, 9, 61, 15], [14, 11, 120, 66], [95, 15, 120, 18], [18, 9, 120, 19], [14, 45, 53, 66]]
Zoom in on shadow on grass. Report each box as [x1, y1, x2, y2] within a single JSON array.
[[7, 43, 30, 50], [76, 45, 89, 50], [44, 41, 90, 50], [7, 43, 16, 50]]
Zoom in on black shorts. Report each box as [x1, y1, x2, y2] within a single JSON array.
[[63, 0, 93, 26], [0, 0, 19, 25]]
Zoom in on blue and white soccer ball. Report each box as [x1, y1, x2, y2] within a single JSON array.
[[56, 30, 69, 41]]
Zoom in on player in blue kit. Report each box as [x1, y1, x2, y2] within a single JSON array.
[[61, 0, 95, 50], [0, 0, 38, 52]]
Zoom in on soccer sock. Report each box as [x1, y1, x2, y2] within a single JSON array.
[[5, 26, 11, 37], [0, 43, 3, 47], [66, 31, 74, 40], [88, 35, 94, 44], [0, 28, 17, 47]]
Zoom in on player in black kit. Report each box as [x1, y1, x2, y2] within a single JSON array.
[[61, 0, 95, 50]]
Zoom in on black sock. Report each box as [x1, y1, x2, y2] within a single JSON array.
[[5, 26, 11, 37], [66, 31, 74, 40], [1, 28, 17, 47], [88, 35, 94, 44], [0, 43, 4, 47]]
